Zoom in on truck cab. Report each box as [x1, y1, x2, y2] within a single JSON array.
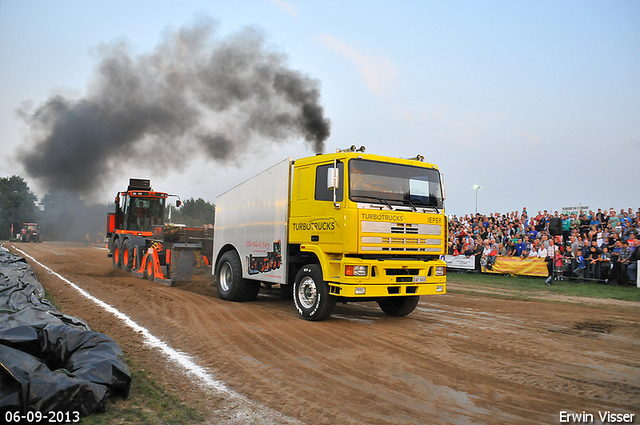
[[107, 178, 168, 238], [288, 151, 446, 318]]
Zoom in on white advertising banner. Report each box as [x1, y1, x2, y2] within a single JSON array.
[[561, 206, 589, 216], [444, 255, 475, 270]]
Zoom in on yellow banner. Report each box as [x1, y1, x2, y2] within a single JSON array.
[[486, 256, 548, 277]]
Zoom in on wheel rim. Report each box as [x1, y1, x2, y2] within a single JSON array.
[[123, 247, 129, 267], [219, 262, 232, 292], [297, 276, 318, 309], [114, 246, 120, 264]]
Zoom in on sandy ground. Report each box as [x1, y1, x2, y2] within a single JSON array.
[[9, 242, 640, 425]]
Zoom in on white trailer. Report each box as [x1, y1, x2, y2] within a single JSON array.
[[212, 158, 292, 300]]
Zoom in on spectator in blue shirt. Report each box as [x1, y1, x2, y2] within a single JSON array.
[[514, 238, 526, 257], [573, 253, 586, 280]]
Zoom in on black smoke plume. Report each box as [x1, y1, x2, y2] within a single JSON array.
[[17, 17, 331, 196]]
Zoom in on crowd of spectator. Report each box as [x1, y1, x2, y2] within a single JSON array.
[[447, 207, 640, 286]]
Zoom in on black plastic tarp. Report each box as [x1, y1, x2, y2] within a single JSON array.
[[0, 245, 131, 416]]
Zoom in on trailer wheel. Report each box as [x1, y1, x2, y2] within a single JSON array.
[[112, 238, 122, 269], [216, 251, 260, 301], [293, 265, 335, 321], [121, 239, 134, 272], [377, 296, 420, 316]]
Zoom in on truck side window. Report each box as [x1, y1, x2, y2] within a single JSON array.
[[315, 162, 343, 202]]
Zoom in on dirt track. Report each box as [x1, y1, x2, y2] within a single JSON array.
[[10, 242, 640, 424]]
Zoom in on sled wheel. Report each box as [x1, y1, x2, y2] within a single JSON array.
[[145, 256, 155, 281], [216, 251, 260, 301], [377, 296, 420, 317], [293, 264, 335, 321]]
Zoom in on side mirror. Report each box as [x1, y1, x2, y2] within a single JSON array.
[[327, 167, 339, 190], [176, 200, 182, 208], [327, 167, 341, 209]]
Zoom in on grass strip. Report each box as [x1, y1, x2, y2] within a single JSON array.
[[447, 271, 640, 302], [80, 363, 204, 425]]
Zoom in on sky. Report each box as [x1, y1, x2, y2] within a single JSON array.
[[1, 0, 639, 218]]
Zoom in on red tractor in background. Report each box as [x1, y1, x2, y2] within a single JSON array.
[[19, 223, 41, 243], [106, 179, 212, 285]]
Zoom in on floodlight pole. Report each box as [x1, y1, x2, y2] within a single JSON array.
[[474, 185, 482, 215]]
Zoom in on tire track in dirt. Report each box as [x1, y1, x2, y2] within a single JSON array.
[[415, 300, 640, 412], [178, 299, 455, 424]]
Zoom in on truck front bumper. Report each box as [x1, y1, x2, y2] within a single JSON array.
[[326, 257, 446, 297]]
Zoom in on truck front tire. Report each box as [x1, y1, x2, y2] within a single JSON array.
[[377, 296, 420, 316], [216, 251, 260, 302], [293, 265, 336, 321]]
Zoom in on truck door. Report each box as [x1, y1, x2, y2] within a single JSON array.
[[310, 162, 344, 253]]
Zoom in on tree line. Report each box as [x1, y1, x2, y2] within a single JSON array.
[[0, 175, 215, 242]]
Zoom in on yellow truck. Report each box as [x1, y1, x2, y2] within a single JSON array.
[[212, 147, 447, 320]]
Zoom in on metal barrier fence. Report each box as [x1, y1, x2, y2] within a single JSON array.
[[447, 254, 639, 286]]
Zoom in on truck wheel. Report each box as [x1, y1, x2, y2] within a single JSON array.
[[293, 265, 336, 321], [216, 251, 260, 301], [112, 238, 122, 269], [377, 296, 420, 316], [121, 239, 134, 272]]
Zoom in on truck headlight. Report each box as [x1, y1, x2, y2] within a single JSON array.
[[345, 265, 368, 276], [355, 287, 366, 295], [436, 266, 446, 276]]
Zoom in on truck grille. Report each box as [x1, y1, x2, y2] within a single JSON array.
[[392, 224, 418, 234], [360, 221, 442, 252], [362, 221, 441, 235]]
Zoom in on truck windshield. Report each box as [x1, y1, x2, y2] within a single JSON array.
[[126, 196, 165, 231], [349, 159, 443, 209]]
